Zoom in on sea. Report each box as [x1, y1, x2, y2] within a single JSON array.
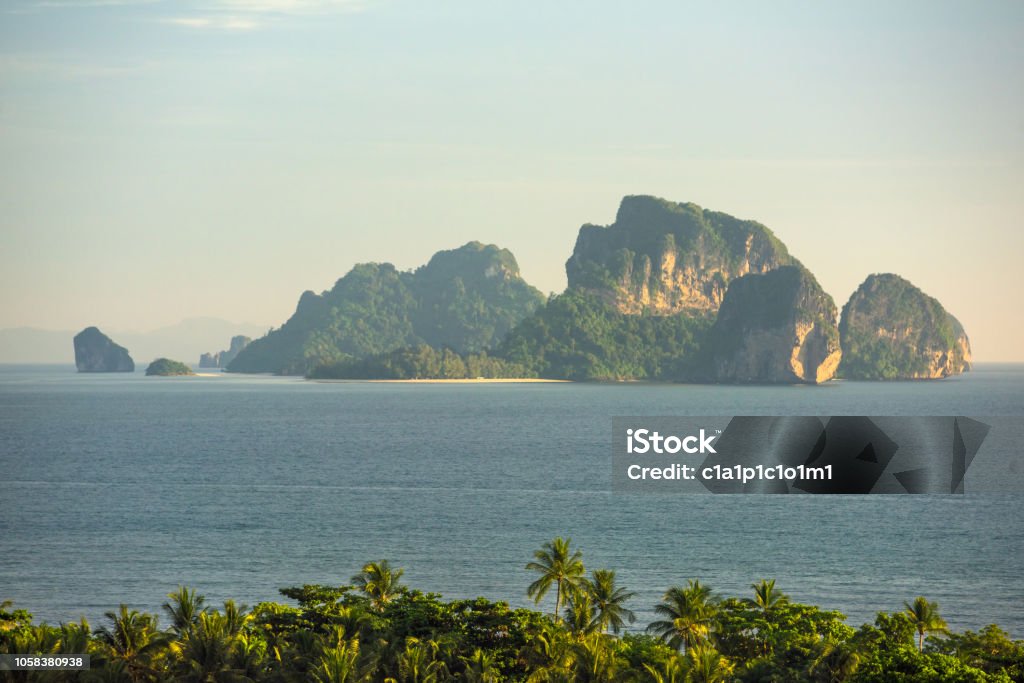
[[1, 363, 1022, 637]]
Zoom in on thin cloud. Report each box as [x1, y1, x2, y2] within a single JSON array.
[[211, 0, 369, 12], [162, 0, 370, 31], [5, 0, 371, 29], [164, 16, 262, 31]]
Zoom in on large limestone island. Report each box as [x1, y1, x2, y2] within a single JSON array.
[[145, 358, 194, 376], [566, 195, 797, 314], [839, 273, 971, 380], [236, 195, 970, 384], [706, 266, 842, 384], [496, 197, 840, 383], [73, 326, 134, 372], [227, 242, 545, 375]]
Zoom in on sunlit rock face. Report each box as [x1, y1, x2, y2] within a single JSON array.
[[839, 273, 971, 380]]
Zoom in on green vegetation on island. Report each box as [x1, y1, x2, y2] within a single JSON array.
[[497, 290, 713, 381], [3, 538, 1020, 682], [309, 346, 530, 380], [308, 290, 714, 381], [839, 274, 972, 380], [235, 196, 972, 384], [227, 242, 544, 375], [145, 358, 194, 376]]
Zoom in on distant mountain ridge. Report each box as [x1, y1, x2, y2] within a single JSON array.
[[0, 318, 268, 365]]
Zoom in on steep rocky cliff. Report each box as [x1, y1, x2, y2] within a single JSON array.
[[706, 266, 842, 384], [73, 327, 134, 373], [565, 195, 797, 315], [200, 335, 251, 368], [227, 242, 544, 375], [838, 273, 971, 380]]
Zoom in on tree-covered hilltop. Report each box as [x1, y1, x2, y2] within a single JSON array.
[[838, 273, 972, 380], [3, 539, 1020, 682], [144, 358, 194, 376], [226, 243, 545, 375], [496, 290, 713, 381]]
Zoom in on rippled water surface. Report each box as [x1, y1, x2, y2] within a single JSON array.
[[1, 364, 1022, 636]]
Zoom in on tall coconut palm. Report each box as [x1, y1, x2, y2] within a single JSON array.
[[351, 561, 405, 609], [163, 586, 207, 635], [903, 597, 948, 652], [585, 570, 636, 635], [749, 579, 788, 613], [647, 580, 718, 654], [526, 537, 585, 620], [94, 605, 170, 683]]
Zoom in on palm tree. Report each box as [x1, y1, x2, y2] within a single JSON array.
[[569, 632, 620, 682], [526, 537, 585, 620], [686, 644, 734, 683], [903, 596, 948, 652], [810, 636, 862, 682], [312, 638, 366, 683], [351, 561, 405, 609], [647, 580, 718, 654], [642, 655, 688, 683], [395, 638, 446, 683], [163, 586, 207, 635], [462, 648, 500, 683], [749, 579, 788, 613], [94, 605, 170, 683], [523, 621, 574, 682], [585, 570, 636, 635], [565, 588, 597, 636], [173, 611, 248, 683], [220, 600, 251, 638]]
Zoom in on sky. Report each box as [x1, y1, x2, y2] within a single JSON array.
[[1, 0, 1022, 360]]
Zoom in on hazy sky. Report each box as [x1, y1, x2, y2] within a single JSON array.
[[1, 1, 1022, 359]]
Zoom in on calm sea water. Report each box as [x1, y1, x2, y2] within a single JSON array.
[[1, 364, 1022, 637]]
